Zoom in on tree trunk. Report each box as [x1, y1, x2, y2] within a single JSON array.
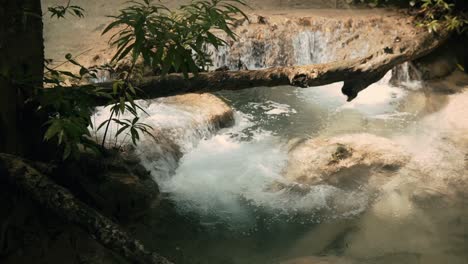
[[73, 26, 449, 105], [0, 0, 45, 156], [0, 153, 173, 264], [0, 3, 172, 263]]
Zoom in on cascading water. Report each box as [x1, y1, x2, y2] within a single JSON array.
[[208, 15, 386, 70], [149, 69, 419, 223], [92, 22, 468, 264], [139, 71, 468, 264]]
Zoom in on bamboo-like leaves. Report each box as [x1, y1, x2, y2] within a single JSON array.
[[103, 0, 248, 77], [48, 1, 85, 19], [97, 0, 248, 149]]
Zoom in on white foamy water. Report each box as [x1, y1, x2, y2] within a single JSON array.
[[92, 99, 216, 150], [154, 111, 371, 227], [92, 65, 468, 263], [91, 66, 425, 227], [149, 70, 420, 225], [91, 95, 229, 179], [296, 70, 421, 118], [248, 100, 297, 116]]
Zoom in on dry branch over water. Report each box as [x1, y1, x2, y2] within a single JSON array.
[[77, 26, 450, 103]]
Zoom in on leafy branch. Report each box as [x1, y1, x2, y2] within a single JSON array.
[[48, 0, 85, 19], [39, 0, 248, 159], [97, 0, 248, 148], [102, 0, 248, 77], [355, 0, 467, 33]]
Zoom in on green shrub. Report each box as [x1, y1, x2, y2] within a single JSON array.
[[41, 0, 248, 160], [356, 0, 468, 33]]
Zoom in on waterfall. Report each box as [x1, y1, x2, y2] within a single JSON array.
[[89, 30, 425, 225], [390, 62, 423, 90], [91, 94, 233, 180], [209, 17, 384, 70], [90, 14, 428, 227]]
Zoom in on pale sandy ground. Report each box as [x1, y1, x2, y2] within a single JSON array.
[[41, 0, 394, 72]]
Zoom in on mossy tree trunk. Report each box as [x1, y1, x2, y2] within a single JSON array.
[[0, 0, 45, 157]]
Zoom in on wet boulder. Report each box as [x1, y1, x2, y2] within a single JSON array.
[[158, 93, 234, 130], [92, 93, 234, 178], [93, 93, 234, 149], [56, 151, 160, 221], [284, 134, 410, 189]]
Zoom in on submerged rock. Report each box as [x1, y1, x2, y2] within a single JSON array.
[[284, 134, 410, 189]]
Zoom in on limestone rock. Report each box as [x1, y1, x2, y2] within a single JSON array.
[[92, 93, 234, 150], [158, 93, 234, 130], [414, 44, 457, 81], [284, 134, 410, 188]]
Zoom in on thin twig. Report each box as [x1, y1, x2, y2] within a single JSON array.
[[45, 48, 93, 73]]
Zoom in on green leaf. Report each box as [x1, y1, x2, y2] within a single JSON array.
[[97, 119, 111, 131], [79, 67, 89, 77], [63, 143, 72, 160], [44, 120, 62, 141], [127, 83, 137, 95], [119, 97, 126, 113], [457, 63, 465, 71], [113, 43, 135, 63], [59, 70, 81, 79], [116, 124, 130, 137]]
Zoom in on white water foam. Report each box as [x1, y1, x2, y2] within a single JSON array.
[[248, 100, 297, 116], [296, 70, 421, 118], [153, 110, 370, 226], [91, 97, 224, 179]]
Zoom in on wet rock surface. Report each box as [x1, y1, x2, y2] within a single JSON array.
[[91, 93, 235, 181], [211, 12, 417, 70], [284, 133, 410, 189], [92, 93, 234, 147], [59, 152, 160, 221], [156, 93, 235, 131]]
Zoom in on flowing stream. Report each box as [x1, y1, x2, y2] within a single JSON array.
[[114, 67, 468, 264], [87, 20, 468, 263], [41, 2, 468, 262]]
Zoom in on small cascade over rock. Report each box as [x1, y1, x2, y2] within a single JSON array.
[[390, 62, 423, 90], [91, 93, 234, 179], [210, 13, 414, 70]]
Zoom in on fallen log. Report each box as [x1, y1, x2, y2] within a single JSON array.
[[0, 153, 172, 264], [77, 27, 450, 105]]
